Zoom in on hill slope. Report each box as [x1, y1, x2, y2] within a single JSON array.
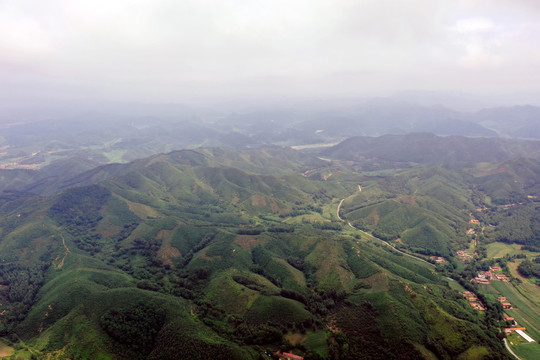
[[0, 147, 512, 359]]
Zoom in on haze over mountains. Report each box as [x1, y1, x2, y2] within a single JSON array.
[[323, 133, 540, 164], [1, 97, 540, 178], [1, 92, 540, 359], [3, 0, 540, 358]]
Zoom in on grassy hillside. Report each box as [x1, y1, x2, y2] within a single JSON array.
[[0, 146, 518, 359], [340, 166, 473, 256]]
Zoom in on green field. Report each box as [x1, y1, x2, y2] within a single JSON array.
[[486, 242, 539, 259], [507, 333, 540, 360], [303, 331, 328, 358], [491, 281, 540, 336], [481, 243, 540, 360], [487, 281, 540, 359], [447, 279, 467, 292], [285, 330, 328, 358]]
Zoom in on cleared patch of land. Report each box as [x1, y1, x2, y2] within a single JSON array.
[[125, 200, 160, 218], [0, 339, 14, 357]]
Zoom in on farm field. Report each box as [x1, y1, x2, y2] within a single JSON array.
[[488, 280, 540, 359], [507, 332, 540, 360], [285, 330, 328, 358], [508, 260, 540, 287], [486, 242, 539, 259]]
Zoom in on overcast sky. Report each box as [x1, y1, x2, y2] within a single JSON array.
[[1, 0, 539, 104]]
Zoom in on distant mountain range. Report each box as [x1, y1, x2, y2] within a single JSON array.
[[1, 100, 539, 177], [1, 98, 539, 359], [322, 133, 540, 164], [471, 105, 540, 139]]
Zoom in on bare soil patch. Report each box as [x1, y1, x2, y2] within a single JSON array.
[[285, 333, 307, 345], [158, 245, 182, 267], [364, 272, 389, 291], [234, 235, 259, 250], [126, 200, 160, 218], [250, 195, 267, 207]]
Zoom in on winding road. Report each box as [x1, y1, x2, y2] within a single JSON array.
[[504, 339, 521, 360], [336, 197, 435, 267], [337, 195, 519, 359]]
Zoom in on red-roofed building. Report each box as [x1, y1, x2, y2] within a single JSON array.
[[275, 350, 304, 360], [473, 278, 490, 284], [504, 327, 526, 333]]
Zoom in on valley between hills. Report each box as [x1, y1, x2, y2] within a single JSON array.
[[0, 134, 538, 359]]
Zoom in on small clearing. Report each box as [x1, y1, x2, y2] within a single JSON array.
[[0, 339, 14, 357], [234, 235, 260, 250], [250, 195, 267, 207], [158, 245, 182, 267], [363, 272, 389, 292], [126, 200, 160, 218], [285, 333, 307, 345]]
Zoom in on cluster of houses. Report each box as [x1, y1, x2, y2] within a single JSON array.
[[503, 316, 535, 343], [502, 313, 536, 343], [472, 266, 509, 284], [461, 293, 535, 342], [456, 250, 473, 262], [461, 291, 486, 311], [429, 256, 448, 264]]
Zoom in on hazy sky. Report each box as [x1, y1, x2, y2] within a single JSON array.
[[1, 0, 539, 104]]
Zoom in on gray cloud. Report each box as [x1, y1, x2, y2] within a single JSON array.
[[1, 0, 539, 104]]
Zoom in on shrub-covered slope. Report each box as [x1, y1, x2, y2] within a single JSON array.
[[0, 148, 511, 359]]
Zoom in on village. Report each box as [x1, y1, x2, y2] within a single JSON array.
[[472, 266, 509, 284], [460, 292, 535, 344]]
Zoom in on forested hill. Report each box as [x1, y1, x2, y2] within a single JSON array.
[[0, 147, 328, 196], [322, 133, 540, 164], [0, 146, 512, 359]]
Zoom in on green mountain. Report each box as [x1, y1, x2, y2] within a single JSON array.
[[339, 166, 474, 256], [0, 147, 516, 359]]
